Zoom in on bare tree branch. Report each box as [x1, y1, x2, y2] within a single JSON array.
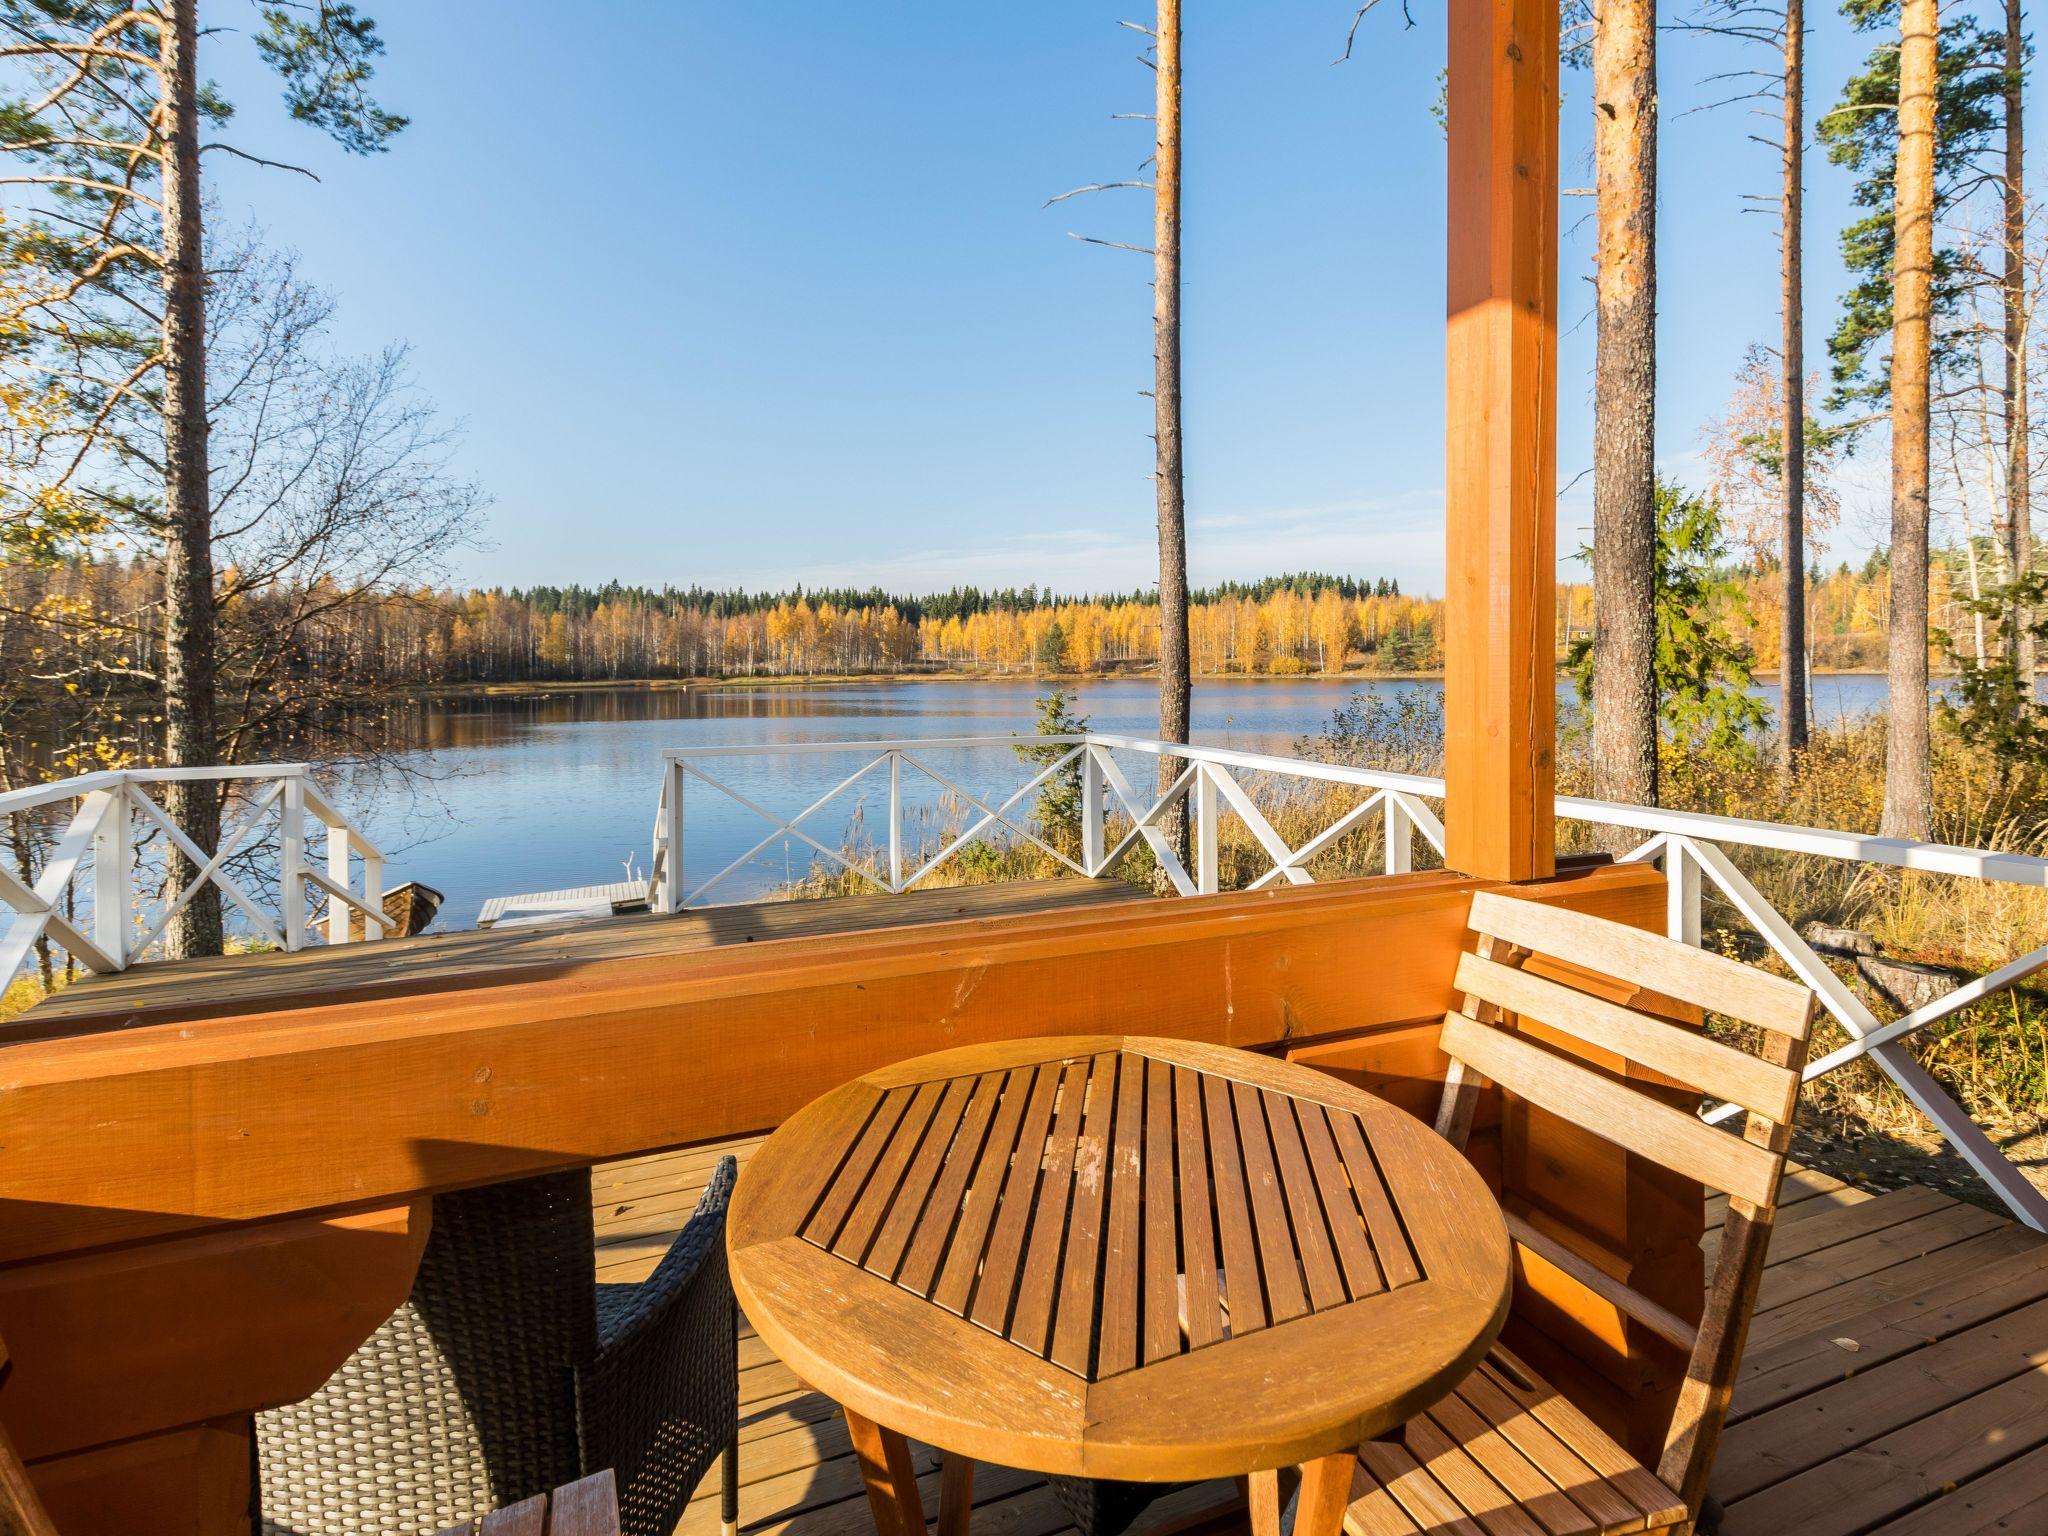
[[1043, 180, 1154, 207]]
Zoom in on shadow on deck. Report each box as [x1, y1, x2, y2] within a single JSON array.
[[598, 1142, 2048, 1536]]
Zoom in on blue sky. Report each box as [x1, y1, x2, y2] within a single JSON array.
[[196, 1, 2029, 597]]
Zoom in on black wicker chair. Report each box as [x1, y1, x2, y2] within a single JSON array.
[[1047, 1476, 1187, 1536], [255, 1157, 739, 1536]]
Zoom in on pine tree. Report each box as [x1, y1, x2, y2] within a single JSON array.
[[1589, 0, 1661, 816], [1819, 0, 2004, 410], [0, 1, 405, 954], [1820, 0, 2002, 837]]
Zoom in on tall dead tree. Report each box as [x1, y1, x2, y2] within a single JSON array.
[[1781, 0, 1811, 764], [2003, 0, 2031, 685], [1154, 0, 1190, 845], [1885, 0, 1938, 839], [1591, 0, 1661, 812], [1048, 4, 1190, 874]]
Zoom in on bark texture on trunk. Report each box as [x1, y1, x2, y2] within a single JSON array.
[[1590, 0, 1660, 813], [1781, 0, 1810, 767], [2004, 0, 2031, 686], [1153, 0, 1192, 877], [160, 0, 223, 957], [1885, 0, 1938, 840]]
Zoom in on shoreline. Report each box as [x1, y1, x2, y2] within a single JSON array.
[[407, 666, 1894, 699]]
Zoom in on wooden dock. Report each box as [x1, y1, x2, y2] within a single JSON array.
[[594, 1143, 2048, 1536]]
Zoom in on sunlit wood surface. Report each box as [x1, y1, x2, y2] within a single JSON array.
[[17, 879, 1151, 1033], [597, 1143, 2048, 1536]]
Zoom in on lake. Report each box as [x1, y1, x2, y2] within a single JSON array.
[[332, 674, 1902, 929]]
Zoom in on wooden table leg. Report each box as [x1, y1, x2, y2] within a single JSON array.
[[1292, 1452, 1356, 1536], [1249, 1453, 1355, 1536], [843, 1407, 925, 1536], [937, 1452, 975, 1536], [1248, 1469, 1284, 1536]]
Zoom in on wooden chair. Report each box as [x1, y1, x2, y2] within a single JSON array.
[[1343, 891, 1815, 1536], [435, 1470, 621, 1536], [1, 1401, 60, 1536]]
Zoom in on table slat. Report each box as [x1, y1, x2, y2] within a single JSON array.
[[1204, 1071, 1268, 1336], [1174, 1063, 1224, 1348], [1263, 1088, 1348, 1313], [1233, 1079, 1310, 1323], [835, 1079, 948, 1266], [1051, 1056, 1118, 1375], [1006, 1059, 1093, 1356], [1297, 1098, 1386, 1300], [969, 1064, 1064, 1336], [864, 1077, 976, 1280]]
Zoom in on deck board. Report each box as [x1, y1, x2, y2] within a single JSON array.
[[16, 878, 1149, 1034], [598, 1137, 2048, 1536]]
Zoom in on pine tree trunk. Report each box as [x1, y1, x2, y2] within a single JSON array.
[[1590, 0, 1660, 816], [159, 0, 223, 957], [1780, 0, 1809, 768], [2004, 0, 2031, 688], [1153, 0, 1192, 879], [1884, 0, 1938, 840]]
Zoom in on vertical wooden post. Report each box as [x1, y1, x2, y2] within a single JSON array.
[[1444, 0, 1559, 882], [659, 758, 685, 912], [279, 775, 308, 951], [888, 752, 903, 892], [1194, 765, 1220, 895], [1081, 747, 1106, 875], [91, 783, 130, 969], [326, 824, 352, 947]]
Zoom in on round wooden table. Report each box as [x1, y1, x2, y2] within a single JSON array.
[[726, 1035, 1511, 1536]]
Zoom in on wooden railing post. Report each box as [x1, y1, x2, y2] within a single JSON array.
[[327, 823, 353, 946], [888, 752, 904, 892], [1443, 0, 1559, 883], [362, 847, 385, 940], [90, 780, 130, 969], [1384, 793, 1414, 876], [658, 758, 685, 913], [1665, 838, 1702, 946], [1081, 746, 1106, 876], [280, 775, 308, 951], [1195, 764, 1220, 895]]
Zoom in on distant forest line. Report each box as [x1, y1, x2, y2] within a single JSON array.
[[4, 557, 1959, 699]]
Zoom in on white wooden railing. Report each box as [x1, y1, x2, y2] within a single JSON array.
[[1, 764, 391, 991], [654, 733, 2048, 1231]]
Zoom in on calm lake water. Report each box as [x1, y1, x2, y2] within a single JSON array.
[[332, 674, 1902, 930]]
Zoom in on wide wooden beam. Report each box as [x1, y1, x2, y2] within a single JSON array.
[[1444, 0, 1560, 881], [0, 868, 1657, 1264]]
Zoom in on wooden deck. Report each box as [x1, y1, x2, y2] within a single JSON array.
[[594, 1143, 2048, 1536]]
